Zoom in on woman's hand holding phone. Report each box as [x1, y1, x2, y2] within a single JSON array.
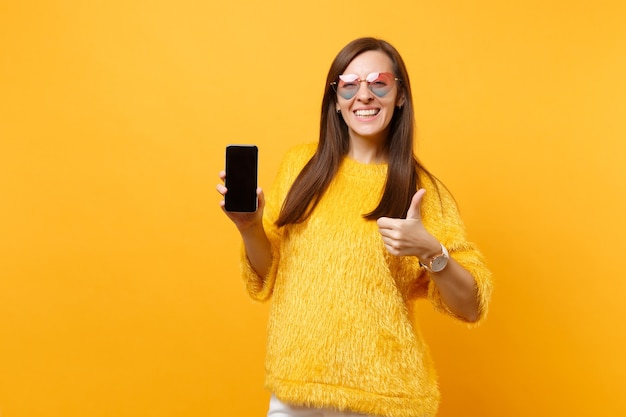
[[218, 145, 264, 232], [217, 169, 265, 232]]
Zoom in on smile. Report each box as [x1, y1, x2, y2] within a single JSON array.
[[354, 109, 379, 118]]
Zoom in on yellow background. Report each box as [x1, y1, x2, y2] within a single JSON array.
[[1, 1, 625, 416]]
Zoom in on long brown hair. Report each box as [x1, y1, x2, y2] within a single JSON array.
[[275, 37, 438, 227]]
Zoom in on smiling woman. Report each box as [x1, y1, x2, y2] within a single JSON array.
[[217, 37, 492, 417]]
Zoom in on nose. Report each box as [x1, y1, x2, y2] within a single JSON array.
[[356, 80, 373, 101]]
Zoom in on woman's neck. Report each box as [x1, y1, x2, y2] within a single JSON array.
[[348, 137, 387, 164]]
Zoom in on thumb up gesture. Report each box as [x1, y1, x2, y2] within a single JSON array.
[[377, 189, 440, 258]]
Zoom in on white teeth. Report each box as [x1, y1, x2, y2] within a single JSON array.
[[354, 109, 379, 117]]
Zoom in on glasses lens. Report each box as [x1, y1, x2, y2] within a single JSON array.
[[337, 74, 359, 99], [368, 73, 395, 97], [336, 73, 396, 100]]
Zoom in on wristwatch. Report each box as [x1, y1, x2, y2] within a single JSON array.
[[420, 243, 449, 273]]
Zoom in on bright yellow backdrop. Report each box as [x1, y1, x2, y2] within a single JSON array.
[[1, 1, 625, 416]]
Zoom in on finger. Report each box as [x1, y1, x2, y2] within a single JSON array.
[[216, 183, 228, 195], [380, 237, 402, 256], [256, 187, 265, 211], [377, 225, 391, 238], [376, 216, 397, 230], [405, 189, 426, 220], [377, 218, 403, 241], [218, 170, 226, 180]]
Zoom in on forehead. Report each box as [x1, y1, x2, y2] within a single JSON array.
[[343, 50, 394, 76]]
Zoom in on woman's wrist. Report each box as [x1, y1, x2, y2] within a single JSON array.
[[416, 237, 443, 263]]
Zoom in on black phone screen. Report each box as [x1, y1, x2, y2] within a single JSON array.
[[224, 145, 258, 212]]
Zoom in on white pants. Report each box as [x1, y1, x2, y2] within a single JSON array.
[[267, 394, 373, 417]]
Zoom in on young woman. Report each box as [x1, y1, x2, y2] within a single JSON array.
[[217, 37, 492, 417]]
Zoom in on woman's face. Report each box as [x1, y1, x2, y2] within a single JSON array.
[[335, 50, 403, 145]]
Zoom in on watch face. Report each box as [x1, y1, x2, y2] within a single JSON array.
[[431, 256, 448, 272]]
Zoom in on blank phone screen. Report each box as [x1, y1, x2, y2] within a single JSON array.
[[224, 145, 258, 212]]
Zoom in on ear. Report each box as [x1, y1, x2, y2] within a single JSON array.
[[396, 92, 406, 108]]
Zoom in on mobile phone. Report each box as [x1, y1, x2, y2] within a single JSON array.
[[224, 145, 258, 212]]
